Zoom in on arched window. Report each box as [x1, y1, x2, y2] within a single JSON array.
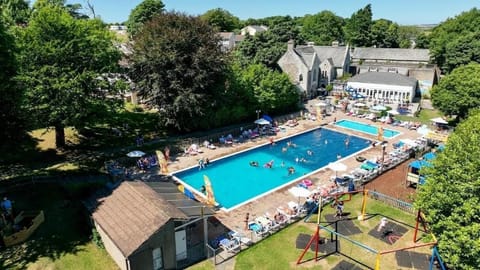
[[298, 74, 303, 82]]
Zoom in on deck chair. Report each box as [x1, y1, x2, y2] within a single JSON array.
[[228, 231, 253, 246], [248, 221, 268, 238], [219, 238, 240, 253]]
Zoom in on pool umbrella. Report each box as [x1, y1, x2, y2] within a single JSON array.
[[289, 186, 311, 204], [328, 162, 347, 177], [371, 105, 387, 111], [254, 118, 270, 125], [127, 150, 146, 157], [262, 115, 273, 123]]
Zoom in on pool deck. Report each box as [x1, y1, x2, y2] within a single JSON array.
[[166, 107, 423, 248]]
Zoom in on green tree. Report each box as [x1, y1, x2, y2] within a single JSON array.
[[200, 8, 239, 32], [443, 31, 480, 73], [129, 12, 226, 131], [415, 109, 480, 269], [0, 0, 30, 26], [370, 19, 399, 48], [430, 62, 480, 120], [16, 4, 122, 148], [429, 8, 480, 73], [301, 11, 344, 46], [0, 19, 25, 145], [414, 32, 429, 49], [236, 21, 302, 69], [241, 64, 299, 114], [343, 4, 372, 46], [397, 25, 421, 48], [126, 0, 164, 36]]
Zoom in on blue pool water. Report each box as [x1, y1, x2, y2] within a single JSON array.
[[173, 128, 370, 210], [335, 119, 400, 138]]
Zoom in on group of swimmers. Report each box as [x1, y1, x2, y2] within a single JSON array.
[[249, 159, 296, 176]]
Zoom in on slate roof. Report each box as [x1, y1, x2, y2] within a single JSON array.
[[352, 48, 430, 62], [295, 46, 347, 67], [218, 32, 234, 40], [348, 72, 417, 87], [89, 181, 188, 257]]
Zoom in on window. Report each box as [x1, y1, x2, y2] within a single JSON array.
[[152, 248, 163, 270], [298, 74, 303, 82]]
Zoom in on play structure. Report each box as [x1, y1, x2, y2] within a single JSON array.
[[296, 190, 446, 270], [406, 151, 436, 187], [2, 210, 45, 247]]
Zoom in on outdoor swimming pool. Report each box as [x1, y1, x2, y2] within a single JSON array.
[[335, 119, 400, 138], [173, 128, 371, 211]]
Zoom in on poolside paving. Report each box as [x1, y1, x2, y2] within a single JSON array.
[[160, 105, 425, 265]]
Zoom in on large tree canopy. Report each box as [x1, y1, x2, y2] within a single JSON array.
[[370, 19, 399, 48], [129, 12, 226, 131], [415, 110, 480, 269], [300, 11, 344, 46], [16, 4, 122, 148], [200, 8, 239, 32], [0, 0, 30, 26], [236, 20, 302, 69], [126, 0, 164, 36], [343, 4, 372, 46], [430, 62, 480, 119], [0, 19, 25, 146], [429, 8, 480, 73]]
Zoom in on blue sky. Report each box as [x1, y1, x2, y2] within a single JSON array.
[[70, 0, 479, 25]]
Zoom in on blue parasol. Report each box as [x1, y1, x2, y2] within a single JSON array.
[[262, 115, 273, 123]]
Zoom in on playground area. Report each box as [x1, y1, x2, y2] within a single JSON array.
[[294, 190, 444, 269]]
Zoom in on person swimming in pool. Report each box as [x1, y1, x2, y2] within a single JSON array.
[[264, 160, 274, 168], [288, 166, 295, 175], [250, 161, 259, 167]]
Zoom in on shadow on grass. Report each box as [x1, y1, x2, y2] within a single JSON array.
[[0, 183, 92, 269]]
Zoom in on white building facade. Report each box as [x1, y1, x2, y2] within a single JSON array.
[[347, 72, 417, 104]]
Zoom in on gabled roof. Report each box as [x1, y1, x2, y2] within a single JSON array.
[[352, 48, 430, 62], [348, 72, 417, 87], [295, 46, 347, 67], [89, 181, 188, 257], [217, 32, 234, 40]]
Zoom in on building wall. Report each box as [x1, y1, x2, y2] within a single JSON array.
[[129, 221, 177, 270], [347, 82, 416, 103], [95, 221, 128, 270], [278, 50, 309, 94]]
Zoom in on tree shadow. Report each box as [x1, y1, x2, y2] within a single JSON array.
[[0, 183, 91, 269]]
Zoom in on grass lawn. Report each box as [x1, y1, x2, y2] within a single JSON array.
[[0, 183, 118, 270], [188, 193, 433, 270], [396, 108, 444, 124]]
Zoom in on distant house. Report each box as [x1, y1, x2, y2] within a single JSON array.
[[278, 40, 350, 98], [85, 179, 215, 270], [240, 25, 268, 36], [347, 72, 418, 103], [218, 32, 236, 51]]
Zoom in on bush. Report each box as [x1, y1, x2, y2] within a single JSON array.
[[92, 228, 105, 249]]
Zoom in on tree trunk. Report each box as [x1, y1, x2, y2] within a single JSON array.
[[55, 124, 66, 149]]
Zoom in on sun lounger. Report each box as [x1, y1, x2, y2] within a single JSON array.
[[228, 231, 253, 246], [248, 221, 268, 238], [219, 237, 240, 253]]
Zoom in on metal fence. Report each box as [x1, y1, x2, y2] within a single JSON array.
[[367, 190, 415, 214]]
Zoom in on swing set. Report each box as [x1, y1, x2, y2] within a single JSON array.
[[296, 189, 446, 270]]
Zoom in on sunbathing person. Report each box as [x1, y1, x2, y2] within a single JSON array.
[[250, 161, 259, 167]]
